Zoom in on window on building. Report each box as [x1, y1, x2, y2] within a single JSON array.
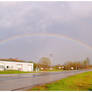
[[7, 66, 9, 68]]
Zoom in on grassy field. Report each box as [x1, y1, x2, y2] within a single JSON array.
[[29, 71, 92, 91], [0, 70, 35, 74]]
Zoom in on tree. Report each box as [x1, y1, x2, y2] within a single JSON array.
[[83, 57, 90, 68], [38, 57, 52, 70], [33, 62, 38, 71], [39, 57, 51, 66], [64, 61, 83, 70]]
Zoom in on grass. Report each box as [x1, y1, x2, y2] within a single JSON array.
[[0, 70, 36, 74], [41, 70, 63, 72], [29, 71, 92, 91], [0, 70, 63, 74]]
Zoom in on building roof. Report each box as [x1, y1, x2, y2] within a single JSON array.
[[0, 60, 33, 64]]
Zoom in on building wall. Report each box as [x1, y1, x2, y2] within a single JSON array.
[[0, 61, 33, 72]]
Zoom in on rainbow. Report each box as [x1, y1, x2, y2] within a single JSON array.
[[0, 33, 92, 50]]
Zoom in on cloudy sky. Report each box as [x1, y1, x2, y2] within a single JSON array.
[[0, 2, 92, 65]]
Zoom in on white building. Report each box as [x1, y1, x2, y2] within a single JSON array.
[[0, 61, 33, 72]]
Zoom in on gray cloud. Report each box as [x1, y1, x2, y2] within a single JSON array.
[[0, 2, 92, 64]]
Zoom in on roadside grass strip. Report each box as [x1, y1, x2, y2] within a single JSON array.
[[0, 70, 63, 74], [29, 71, 92, 91], [0, 70, 35, 74]]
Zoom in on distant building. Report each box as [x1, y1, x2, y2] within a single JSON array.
[[0, 61, 33, 72]]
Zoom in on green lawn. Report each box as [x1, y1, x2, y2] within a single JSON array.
[[0, 70, 35, 74], [0, 70, 63, 74], [30, 71, 92, 91]]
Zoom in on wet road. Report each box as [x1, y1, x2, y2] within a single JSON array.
[[0, 69, 92, 91]]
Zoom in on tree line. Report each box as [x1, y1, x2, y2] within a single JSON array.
[[34, 57, 92, 71]]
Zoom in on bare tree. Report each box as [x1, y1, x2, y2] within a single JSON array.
[[38, 57, 51, 70], [83, 57, 90, 68], [64, 61, 83, 70]]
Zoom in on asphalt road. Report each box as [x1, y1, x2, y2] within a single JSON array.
[[0, 69, 92, 91]]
